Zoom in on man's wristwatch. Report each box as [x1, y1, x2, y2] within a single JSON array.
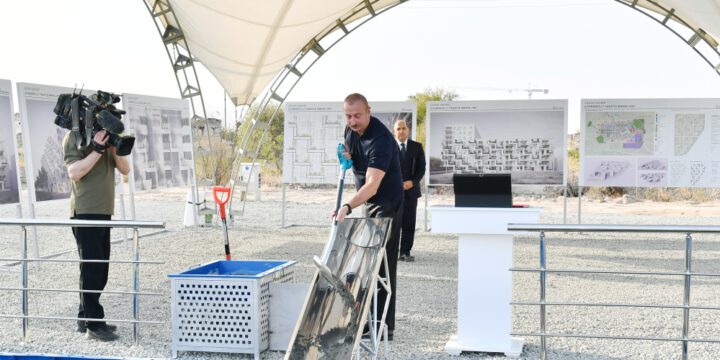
[[92, 140, 107, 154], [342, 203, 352, 215]]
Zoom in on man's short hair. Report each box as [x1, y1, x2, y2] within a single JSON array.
[[344, 93, 369, 110]]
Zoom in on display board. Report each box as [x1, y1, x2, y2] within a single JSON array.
[[580, 98, 720, 188], [0, 79, 21, 205], [283, 101, 416, 184], [427, 100, 567, 185], [123, 93, 194, 191], [17, 83, 85, 202]]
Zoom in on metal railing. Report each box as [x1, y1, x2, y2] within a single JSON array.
[[0, 218, 165, 342], [508, 224, 720, 360]]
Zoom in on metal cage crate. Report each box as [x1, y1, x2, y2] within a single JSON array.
[[169, 260, 295, 359]]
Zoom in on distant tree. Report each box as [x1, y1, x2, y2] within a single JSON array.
[[408, 87, 458, 145], [233, 103, 284, 178], [35, 167, 48, 192]]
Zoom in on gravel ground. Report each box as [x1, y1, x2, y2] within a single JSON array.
[[1, 187, 720, 359]]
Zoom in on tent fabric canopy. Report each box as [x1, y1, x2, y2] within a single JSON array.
[[149, 0, 720, 107], [635, 0, 720, 47], [149, 0, 403, 106]]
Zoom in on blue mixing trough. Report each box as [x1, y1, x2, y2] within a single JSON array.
[[0, 354, 121, 360]]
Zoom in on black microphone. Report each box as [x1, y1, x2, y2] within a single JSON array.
[[54, 115, 73, 130], [97, 109, 125, 134]]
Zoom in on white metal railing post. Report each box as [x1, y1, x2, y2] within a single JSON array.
[[682, 233, 693, 360], [133, 227, 140, 343], [282, 183, 286, 228], [382, 250, 391, 355], [119, 193, 128, 241], [539, 231, 547, 360], [21, 225, 28, 341], [577, 186, 582, 224]]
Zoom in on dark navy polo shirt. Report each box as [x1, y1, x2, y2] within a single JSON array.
[[344, 116, 403, 206]]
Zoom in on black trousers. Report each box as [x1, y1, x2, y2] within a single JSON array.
[[366, 197, 403, 331], [72, 213, 111, 330], [400, 194, 418, 256]]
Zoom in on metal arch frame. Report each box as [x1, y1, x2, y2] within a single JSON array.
[[142, 0, 217, 187], [614, 0, 720, 75], [142, 0, 720, 212], [231, 0, 720, 217], [230, 0, 409, 216]]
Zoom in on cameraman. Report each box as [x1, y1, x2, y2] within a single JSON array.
[[63, 129, 130, 341]]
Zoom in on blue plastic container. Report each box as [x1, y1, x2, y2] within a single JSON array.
[[0, 354, 120, 360], [168, 260, 293, 279]]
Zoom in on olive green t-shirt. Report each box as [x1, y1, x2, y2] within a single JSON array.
[[63, 131, 116, 216]]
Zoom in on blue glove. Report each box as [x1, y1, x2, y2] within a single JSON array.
[[337, 143, 353, 170]]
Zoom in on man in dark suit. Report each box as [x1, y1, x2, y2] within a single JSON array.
[[393, 118, 426, 262]]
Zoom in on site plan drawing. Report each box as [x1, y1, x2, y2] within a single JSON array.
[[580, 99, 720, 188], [674, 113, 705, 156], [584, 111, 655, 156]]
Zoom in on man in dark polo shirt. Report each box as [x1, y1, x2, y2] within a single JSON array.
[[335, 93, 403, 340]]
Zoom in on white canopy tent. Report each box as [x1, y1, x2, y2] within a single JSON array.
[[145, 0, 406, 106], [142, 0, 720, 212], [145, 0, 720, 107], [636, 0, 720, 47]]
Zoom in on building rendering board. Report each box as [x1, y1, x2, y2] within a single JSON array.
[[0, 79, 20, 204], [123, 94, 194, 191], [17, 83, 83, 202], [427, 100, 567, 186]]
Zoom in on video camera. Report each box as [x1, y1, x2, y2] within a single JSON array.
[[53, 90, 135, 156]]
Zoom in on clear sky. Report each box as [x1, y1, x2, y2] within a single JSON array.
[[1, 0, 719, 133]]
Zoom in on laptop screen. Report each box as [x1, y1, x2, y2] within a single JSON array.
[[453, 173, 512, 208]]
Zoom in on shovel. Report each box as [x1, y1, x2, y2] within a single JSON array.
[[213, 186, 232, 260], [320, 143, 353, 263]]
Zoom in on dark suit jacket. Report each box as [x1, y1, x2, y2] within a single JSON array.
[[399, 139, 426, 198]]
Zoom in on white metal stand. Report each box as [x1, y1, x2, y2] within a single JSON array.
[[356, 250, 392, 359]]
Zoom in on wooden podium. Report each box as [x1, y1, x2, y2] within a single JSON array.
[[430, 206, 541, 357]]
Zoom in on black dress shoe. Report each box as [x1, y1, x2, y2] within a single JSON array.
[[398, 254, 407, 261], [86, 326, 119, 341], [405, 255, 415, 262], [77, 322, 117, 333], [362, 329, 393, 341]]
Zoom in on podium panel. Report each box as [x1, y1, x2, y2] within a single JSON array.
[[431, 206, 541, 357]]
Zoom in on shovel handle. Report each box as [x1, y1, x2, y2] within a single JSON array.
[[212, 187, 231, 219]]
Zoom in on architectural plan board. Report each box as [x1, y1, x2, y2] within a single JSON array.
[[123, 93, 194, 192], [17, 83, 92, 202], [0, 79, 21, 205], [283, 101, 417, 184], [426, 100, 567, 186], [580, 98, 720, 188]]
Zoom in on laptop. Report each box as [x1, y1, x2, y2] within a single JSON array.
[[453, 173, 512, 208]]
